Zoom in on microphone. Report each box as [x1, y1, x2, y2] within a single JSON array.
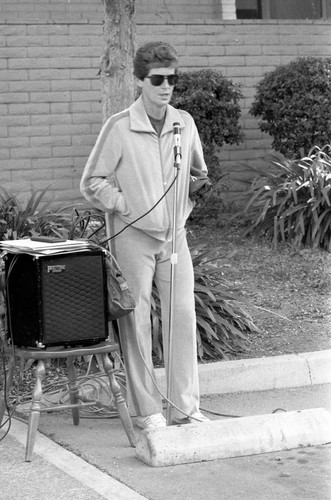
[[173, 122, 181, 167]]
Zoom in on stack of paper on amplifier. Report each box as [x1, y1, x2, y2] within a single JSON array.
[[0, 238, 92, 256]]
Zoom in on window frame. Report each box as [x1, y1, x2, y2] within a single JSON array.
[[235, 0, 327, 20]]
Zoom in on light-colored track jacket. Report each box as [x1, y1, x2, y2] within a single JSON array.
[[80, 95, 208, 241]]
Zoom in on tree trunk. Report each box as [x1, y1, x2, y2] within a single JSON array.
[[101, 0, 136, 122]]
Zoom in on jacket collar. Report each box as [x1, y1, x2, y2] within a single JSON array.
[[129, 95, 185, 135]]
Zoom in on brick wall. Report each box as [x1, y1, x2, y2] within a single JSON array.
[[0, 0, 225, 23], [1, 21, 104, 205], [1, 1, 331, 206], [135, 0, 224, 22], [0, 0, 104, 22]]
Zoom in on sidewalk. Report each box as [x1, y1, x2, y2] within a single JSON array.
[[1, 421, 145, 500], [1, 350, 331, 500]]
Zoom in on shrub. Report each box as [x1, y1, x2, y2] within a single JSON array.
[[239, 145, 331, 251], [172, 69, 244, 224], [0, 187, 72, 240], [0, 187, 105, 242], [250, 56, 331, 158], [0, 187, 53, 240]]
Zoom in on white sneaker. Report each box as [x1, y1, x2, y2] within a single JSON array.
[[136, 413, 166, 430], [172, 411, 210, 425]]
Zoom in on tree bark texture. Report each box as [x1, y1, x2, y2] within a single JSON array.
[[101, 0, 136, 122]]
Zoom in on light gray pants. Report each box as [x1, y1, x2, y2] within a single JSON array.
[[113, 217, 200, 419]]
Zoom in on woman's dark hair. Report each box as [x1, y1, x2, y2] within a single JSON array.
[[133, 42, 179, 80]]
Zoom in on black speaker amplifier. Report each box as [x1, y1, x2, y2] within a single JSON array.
[[5, 249, 108, 348]]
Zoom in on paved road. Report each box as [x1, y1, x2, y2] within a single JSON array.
[[1, 383, 330, 500]]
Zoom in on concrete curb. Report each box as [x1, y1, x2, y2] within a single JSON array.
[[136, 407, 331, 467], [155, 349, 331, 395], [16, 349, 331, 415]]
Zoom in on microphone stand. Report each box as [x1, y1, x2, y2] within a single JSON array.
[[166, 123, 181, 425]]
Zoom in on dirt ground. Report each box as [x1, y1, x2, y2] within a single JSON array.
[[187, 221, 331, 360]]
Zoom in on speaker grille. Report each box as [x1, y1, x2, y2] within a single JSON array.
[[5, 250, 108, 347], [41, 253, 107, 346]]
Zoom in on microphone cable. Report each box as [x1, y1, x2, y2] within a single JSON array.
[[0, 255, 21, 442], [99, 171, 178, 245]]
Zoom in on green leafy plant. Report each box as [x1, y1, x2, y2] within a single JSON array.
[[57, 208, 106, 242], [250, 56, 331, 158], [0, 187, 105, 242], [0, 187, 70, 240], [238, 145, 331, 251], [151, 244, 259, 362], [0, 187, 53, 240]]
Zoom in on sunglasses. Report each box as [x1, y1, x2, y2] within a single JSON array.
[[145, 74, 179, 86]]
